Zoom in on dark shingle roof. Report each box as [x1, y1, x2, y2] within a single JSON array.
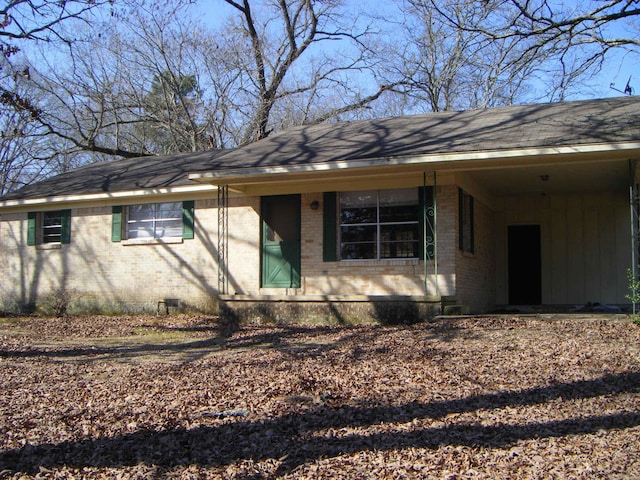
[[2, 96, 639, 202], [213, 95, 640, 169], [0, 149, 230, 201]]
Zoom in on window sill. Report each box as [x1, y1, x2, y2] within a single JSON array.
[[36, 243, 61, 250], [123, 237, 184, 246], [338, 258, 421, 267]]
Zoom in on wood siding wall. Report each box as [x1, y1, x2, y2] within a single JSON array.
[[495, 191, 631, 307]]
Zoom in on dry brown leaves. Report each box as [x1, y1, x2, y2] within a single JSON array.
[[1, 314, 639, 479]]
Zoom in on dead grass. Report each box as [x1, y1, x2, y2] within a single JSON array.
[[1, 314, 639, 479]]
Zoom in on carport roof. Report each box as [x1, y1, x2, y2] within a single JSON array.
[[195, 95, 640, 174], [2, 95, 640, 204]]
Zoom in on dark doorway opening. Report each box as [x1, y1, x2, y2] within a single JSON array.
[[508, 225, 542, 305]]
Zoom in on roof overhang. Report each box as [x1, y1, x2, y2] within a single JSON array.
[[188, 142, 640, 194], [0, 183, 219, 211], [189, 142, 640, 185], [3, 141, 640, 211]]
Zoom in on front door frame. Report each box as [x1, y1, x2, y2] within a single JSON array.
[[508, 224, 542, 305], [261, 194, 301, 288]]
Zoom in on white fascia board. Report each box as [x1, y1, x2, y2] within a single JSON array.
[[189, 141, 640, 183], [0, 183, 219, 210]]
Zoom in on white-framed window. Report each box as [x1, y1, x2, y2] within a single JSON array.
[[339, 188, 419, 260], [126, 202, 183, 239], [42, 211, 64, 243], [111, 201, 194, 243], [27, 209, 71, 246]]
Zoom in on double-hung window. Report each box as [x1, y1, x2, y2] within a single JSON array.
[[339, 189, 419, 260], [27, 210, 71, 246], [111, 201, 195, 242], [127, 202, 183, 239]]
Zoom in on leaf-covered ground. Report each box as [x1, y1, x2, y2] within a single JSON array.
[[1, 314, 639, 479]]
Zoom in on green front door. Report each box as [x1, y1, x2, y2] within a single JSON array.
[[261, 194, 301, 288]]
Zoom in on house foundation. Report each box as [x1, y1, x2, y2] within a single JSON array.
[[219, 294, 456, 326]]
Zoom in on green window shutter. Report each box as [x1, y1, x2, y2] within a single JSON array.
[[111, 206, 123, 242], [60, 209, 72, 244], [182, 200, 195, 239], [323, 192, 337, 262], [27, 212, 37, 246], [468, 195, 475, 254], [419, 188, 424, 259], [458, 188, 464, 251], [419, 186, 435, 261], [458, 187, 464, 251], [458, 188, 475, 253]]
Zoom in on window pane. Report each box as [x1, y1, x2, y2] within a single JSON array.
[[127, 223, 154, 239], [380, 224, 419, 258], [42, 211, 62, 243], [340, 191, 377, 224], [380, 204, 419, 223], [156, 219, 183, 238], [340, 191, 377, 207], [460, 189, 474, 253], [128, 204, 152, 221], [154, 203, 182, 238], [156, 202, 182, 219], [341, 225, 376, 243], [127, 205, 155, 239], [379, 188, 418, 206], [340, 206, 377, 224], [340, 225, 376, 259], [341, 242, 376, 260], [380, 189, 419, 223]]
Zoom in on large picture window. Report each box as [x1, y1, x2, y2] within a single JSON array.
[[339, 189, 419, 260]]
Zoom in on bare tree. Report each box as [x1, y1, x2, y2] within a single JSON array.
[[0, 0, 118, 192], [0, 107, 43, 194], [13, 0, 394, 167], [0, 66, 89, 194], [426, 0, 640, 101], [1, 0, 115, 118], [21, 1, 219, 160], [221, 0, 393, 144], [376, 0, 572, 113]]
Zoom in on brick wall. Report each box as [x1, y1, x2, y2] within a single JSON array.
[[0, 186, 468, 314], [454, 193, 496, 313], [292, 188, 457, 298], [0, 200, 225, 313]]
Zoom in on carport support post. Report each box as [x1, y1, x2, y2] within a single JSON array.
[[423, 173, 428, 296], [218, 184, 229, 295], [630, 184, 639, 315], [433, 172, 439, 297], [423, 172, 439, 297]]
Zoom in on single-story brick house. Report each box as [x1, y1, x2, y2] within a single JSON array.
[[1, 96, 639, 322]]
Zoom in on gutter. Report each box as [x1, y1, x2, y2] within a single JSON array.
[[0, 184, 219, 211]]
